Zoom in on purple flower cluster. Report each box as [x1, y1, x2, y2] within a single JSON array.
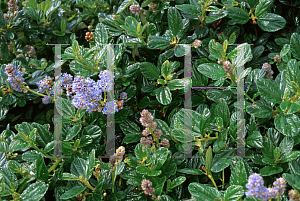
[[262, 63, 274, 79], [109, 146, 125, 172], [141, 179, 155, 196], [5, 64, 27, 93], [274, 55, 281, 62], [139, 109, 169, 148], [245, 173, 286, 201], [223, 61, 233, 74], [7, 0, 19, 12], [160, 138, 170, 148], [129, 5, 143, 15], [289, 189, 300, 201]]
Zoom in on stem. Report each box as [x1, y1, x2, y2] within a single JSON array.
[[112, 166, 116, 193], [48, 158, 63, 173], [236, 82, 254, 103], [20, 84, 46, 97], [208, 174, 218, 190], [222, 170, 225, 189]]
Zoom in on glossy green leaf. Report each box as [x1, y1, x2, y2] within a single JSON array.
[[197, 63, 226, 80], [175, 4, 199, 16], [168, 7, 184, 38], [60, 186, 86, 199], [256, 78, 282, 104], [260, 165, 283, 176], [257, 13, 286, 32], [139, 62, 160, 80], [188, 182, 222, 201], [20, 182, 48, 201], [226, 7, 249, 24], [135, 143, 148, 161], [36, 155, 49, 182], [246, 100, 273, 118], [171, 128, 194, 143], [116, 0, 135, 14], [156, 87, 172, 105], [274, 113, 300, 137], [255, 0, 274, 17], [169, 176, 186, 189], [224, 185, 245, 201], [211, 147, 235, 172]]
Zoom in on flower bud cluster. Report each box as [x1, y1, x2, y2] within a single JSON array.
[[245, 173, 287, 201], [85, 32, 94, 42], [36, 76, 53, 93], [141, 179, 155, 196], [8, 0, 19, 12], [289, 189, 300, 201], [23, 45, 36, 59], [139, 109, 170, 148], [261, 63, 274, 79], [129, 5, 143, 16], [148, 2, 157, 10], [274, 54, 281, 62], [109, 146, 125, 172], [193, 39, 202, 48], [8, 42, 14, 53], [5, 64, 28, 93], [16, 54, 25, 59], [120, 92, 127, 100]]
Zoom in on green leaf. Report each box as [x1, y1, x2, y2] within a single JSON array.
[[25, 7, 41, 21], [37, 1, 51, 15], [206, 10, 226, 24], [70, 158, 88, 180], [286, 59, 300, 90], [22, 150, 42, 163], [2, 94, 17, 105], [197, 63, 226, 80], [232, 43, 253, 66], [188, 182, 222, 201], [36, 155, 49, 182], [20, 182, 48, 201], [60, 186, 86, 199], [115, 162, 125, 176], [156, 87, 172, 105], [246, 100, 273, 118], [27, 0, 37, 9], [290, 33, 300, 60], [244, 196, 264, 201], [224, 185, 245, 201], [174, 45, 186, 57], [8, 160, 22, 174], [168, 7, 184, 38], [226, 7, 249, 24], [230, 158, 248, 188], [66, 124, 82, 141], [161, 60, 172, 79], [260, 165, 283, 176], [87, 149, 95, 177], [176, 168, 203, 175], [171, 128, 194, 143], [257, 13, 286, 32], [256, 78, 282, 104], [169, 176, 186, 189], [175, 4, 199, 16], [31, 123, 52, 148], [274, 113, 300, 137], [135, 143, 148, 161], [211, 147, 235, 172], [208, 39, 223, 59], [139, 62, 160, 80], [279, 137, 294, 156], [147, 36, 171, 49], [206, 146, 213, 175], [246, 131, 263, 148], [61, 173, 79, 180], [280, 151, 300, 163], [72, 40, 80, 54], [117, 0, 135, 14], [61, 97, 76, 123], [255, 0, 274, 17], [168, 79, 187, 90]]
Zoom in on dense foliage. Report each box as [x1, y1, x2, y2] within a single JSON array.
[[0, 0, 300, 200]]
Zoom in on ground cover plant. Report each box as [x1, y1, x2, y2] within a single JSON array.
[[0, 0, 300, 200]]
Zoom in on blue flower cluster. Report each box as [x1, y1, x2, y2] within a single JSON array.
[[245, 173, 286, 201], [102, 100, 123, 114], [5, 64, 28, 93], [70, 75, 103, 114]]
